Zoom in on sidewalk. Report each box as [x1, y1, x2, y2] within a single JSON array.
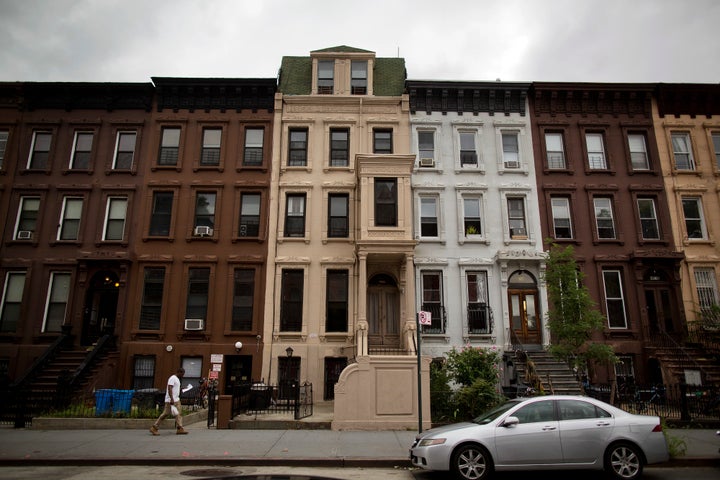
[[0, 420, 717, 468]]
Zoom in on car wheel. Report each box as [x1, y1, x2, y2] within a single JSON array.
[[604, 442, 644, 480], [451, 444, 492, 480]]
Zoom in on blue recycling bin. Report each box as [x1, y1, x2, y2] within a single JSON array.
[[112, 389, 134, 414], [94, 389, 113, 415]]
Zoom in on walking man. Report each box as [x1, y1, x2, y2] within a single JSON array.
[[150, 367, 188, 435]]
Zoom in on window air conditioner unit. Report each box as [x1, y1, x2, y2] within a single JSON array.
[[184, 318, 204, 331], [17, 230, 33, 240], [419, 157, 435, 167], [194, 226, 213, 237], [505, 160, 519, 169]]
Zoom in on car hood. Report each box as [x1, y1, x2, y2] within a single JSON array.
[[416, 422, 478, 439]]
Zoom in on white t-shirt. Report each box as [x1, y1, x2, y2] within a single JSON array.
[[165, 374, 181, 403]]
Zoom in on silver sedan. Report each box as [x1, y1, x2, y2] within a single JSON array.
[[410, 395, 669, 480]]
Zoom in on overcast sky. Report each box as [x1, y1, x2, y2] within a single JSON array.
[[1, 0, 719, 84]]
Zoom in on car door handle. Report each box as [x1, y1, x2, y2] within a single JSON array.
[[596, 421, 611, 426], [542, 425, 557, 431]]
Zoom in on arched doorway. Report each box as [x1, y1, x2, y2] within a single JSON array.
[[508, 270, 540, 346], [367, 273, 400, 348], [82, 271, 120, 346]]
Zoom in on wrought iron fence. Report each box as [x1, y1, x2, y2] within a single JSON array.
[[230, 380, 313, 420]]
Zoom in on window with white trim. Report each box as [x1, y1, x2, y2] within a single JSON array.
[[459, 131, 478, 167], [15, 196, 40, 240], [158, 127, 180, 166], [507, 197, 527, 238], [351, 61, 367, 95], [545, 132, 566, 169], [418, 130, 435, 166], [328, 193, 349, 238], [593, 197, 616, 239], [420, 196, 439, 238], [113, 131, 137, 170], [671, 132, 694, 170], [28, 131, 52, 169], [44, 272, 71, 332], [586, 133, 607, 170], [682, 197, 707, 239], [694, 268, 719, 320], [637, 198, 660, 240], [58, 196, 83, 241], [0, 271, 26, 332], [103, 197, 127, 241], [330, 128, 349, 167], [239, 193, 261, 237], [628, 133, 649, 170], [463, 196, 482, 237], [288, 128, 308, 166], [200, 128, 222, 166], [285, 193, 306, 237], [421, 271, 444, 334], [243, 128, 264, 166], [317, 60, 334, 94], [466, 271, 490, 334], [602, 269, 627, 329], [502, 132, 520, 168], [70, 131, 93, 170], [194, 192, 216, 234], [550, 197, 573, 239]]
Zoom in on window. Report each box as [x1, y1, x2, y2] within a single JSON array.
[[139, 267, 165, 330], [158, 127, 180, 166], [185, 267, 210, 322], [44, 272, 70, 332], [326, 270, 348, 332], [351, 60, 368, 94], [459, 131, 478, 166], [628, 134, 649, 170], [712, 133, 720, 170], [194, 192, 216, 231], [550, 197, 573, 239], [0, 130, 8, 169], [603, 269, 627, 328], [243, 128, 264, 166], [132, 356, 155, 390], [586, 133, 607, 170], [682, 197, 706, 239], [15, 196, 40, 240], [507, 197, 527, 238], [373, 129, 393, 154], [0, 272, 25, 332], [513, 400, 556, 424], [421, 271, 444, 333], [615, 355, 636, 387], [671, 133, 694, 170], [114, 131, 137, 170], [330, 128, 349, 167], [545, 132, 566, 169], [374, 178, 397, 226], [288, 128, 308, 166], [637, 198, 660, 240], [502, 132, 519, 168], [694, 268, 719, 319], [149, 191, 173, 237], [328, 193, 349, 238], [103, 197, 127, 241], [284, 194, 306, 237], [58, 197, 83, 241], [280, 269, 303, 331], [418, 131, 434, 164], [317, 60, 334, 94], [181, 357, 203, 393], [467, 272, 489, 334], [558, 399, 610, 421], [420, 197, 438, 237], [239, 193, 261, 237], [70, 132, 93, 170], [200, 128, 221, 166], [463, 197, 482, 236], [232, 268, 255, 331], [28, 131, 52, 169], [593, 198, 616, 239]]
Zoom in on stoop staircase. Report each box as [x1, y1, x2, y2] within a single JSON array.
[[511, 349, 584, 395]]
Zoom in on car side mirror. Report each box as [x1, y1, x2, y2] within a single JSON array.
[[502, 416, 520, 427]]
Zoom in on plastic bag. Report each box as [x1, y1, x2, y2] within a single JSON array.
[[171, 405, 179, 416]]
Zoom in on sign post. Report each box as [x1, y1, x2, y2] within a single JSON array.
[[417, 310, 432, 433]]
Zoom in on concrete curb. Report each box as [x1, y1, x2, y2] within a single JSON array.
[[29, 410, 207, 430]]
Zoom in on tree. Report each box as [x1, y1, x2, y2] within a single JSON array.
[[543, 241, 617, 384]]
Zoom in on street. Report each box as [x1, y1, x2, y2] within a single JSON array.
[[0, 465, 718, 480]]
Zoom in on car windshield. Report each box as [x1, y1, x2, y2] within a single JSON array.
[[472, 400, 521, 425]]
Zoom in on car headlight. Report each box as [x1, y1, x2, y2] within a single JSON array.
[[417, 438, 447, 447]]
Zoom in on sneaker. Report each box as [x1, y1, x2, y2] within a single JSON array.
[[149, 425, 159, 436], [176, 427, 188, 435]]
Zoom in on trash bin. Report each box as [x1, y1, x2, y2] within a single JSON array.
[[95, 389, 113, 415], [112, 389, 134, 414]]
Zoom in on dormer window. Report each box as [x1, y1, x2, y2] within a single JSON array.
[[351, 61, 368, 95], [317, 60, 334, 94]]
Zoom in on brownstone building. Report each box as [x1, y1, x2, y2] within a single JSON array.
[[529, 83, 685, 386]]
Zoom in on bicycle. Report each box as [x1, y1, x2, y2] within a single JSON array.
[[634, 384, 665, 414]]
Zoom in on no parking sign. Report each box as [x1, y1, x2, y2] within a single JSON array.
[[418, 311, 432, 325]]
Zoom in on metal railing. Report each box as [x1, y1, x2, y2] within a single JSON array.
[[230, 380, 313, 420]]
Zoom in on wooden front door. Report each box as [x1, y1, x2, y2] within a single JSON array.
[[367, 285, 400, 347], [509, 290, 540, 345]]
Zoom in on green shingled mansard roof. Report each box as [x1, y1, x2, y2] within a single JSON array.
[[278, 49, 406, 96]]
